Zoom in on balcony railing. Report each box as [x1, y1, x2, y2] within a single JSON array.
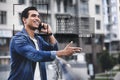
[[56, 16, 94, 35]]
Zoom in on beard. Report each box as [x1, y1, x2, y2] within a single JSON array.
[[29, 26, 38, 31]]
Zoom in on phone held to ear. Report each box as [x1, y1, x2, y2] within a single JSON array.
[[37, 23, 52, 36], [38, 23, 44, 31]]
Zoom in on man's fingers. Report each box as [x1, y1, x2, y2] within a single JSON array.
[[72, 47, 82, 52], [67, 41, 73, 47], [65, 41, 73, 49], [41, 23, 48, 28], [73, 47, 82, 50], [40, 29, 47, 33]]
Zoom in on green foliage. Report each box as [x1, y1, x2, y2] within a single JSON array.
[[99, 51, 117, 71], [118, 53, 120, 64]]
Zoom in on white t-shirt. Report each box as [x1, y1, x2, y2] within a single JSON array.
[[30, 37, 41, 80]]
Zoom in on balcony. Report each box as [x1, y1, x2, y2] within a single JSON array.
[[56, 16, 95, 35], [56, 25, 78, 34], [56, 14, 78, 34]]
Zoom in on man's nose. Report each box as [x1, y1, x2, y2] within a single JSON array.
[[36, 17, 41, 23]]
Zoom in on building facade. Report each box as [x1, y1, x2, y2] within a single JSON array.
[[0, 0, 105, 73], [103, 0, 120, 54]]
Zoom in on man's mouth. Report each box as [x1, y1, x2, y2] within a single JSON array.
[[34, 21, 40, 26]]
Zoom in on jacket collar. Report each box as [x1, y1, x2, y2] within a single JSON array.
[[21, 27, 39, 39], [21, 27, 29, 36]]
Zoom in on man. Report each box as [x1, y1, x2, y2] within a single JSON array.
[[8, 6, 81, 80]]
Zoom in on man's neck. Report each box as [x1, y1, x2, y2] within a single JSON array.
[[25, 27, 35, 38]]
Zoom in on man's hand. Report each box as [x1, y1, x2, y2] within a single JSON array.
[[56, 41, 82, 57], [39, 22, 57, 44], [39, 23, 52, 34]]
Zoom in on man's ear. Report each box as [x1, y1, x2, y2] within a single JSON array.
[[22, 17, 26, 24]]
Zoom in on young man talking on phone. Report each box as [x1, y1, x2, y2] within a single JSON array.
[[8, 6, 82, 80]]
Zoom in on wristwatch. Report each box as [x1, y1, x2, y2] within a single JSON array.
[[47, 33, 53, 36]]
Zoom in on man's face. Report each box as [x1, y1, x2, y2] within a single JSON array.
[[24, 10, 41, 30]]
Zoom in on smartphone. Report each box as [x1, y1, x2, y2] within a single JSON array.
[[38, 23, 44, 31], [37, 23, 48, 36]]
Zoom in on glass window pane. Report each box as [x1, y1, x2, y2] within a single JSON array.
[[0, 11, 6, 24], [96, 20, 101, 29], [19, 0, 25, 4], [95, 5, 100, 14]]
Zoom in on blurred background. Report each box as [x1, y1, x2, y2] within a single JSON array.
[[0, 0, 120, 80]]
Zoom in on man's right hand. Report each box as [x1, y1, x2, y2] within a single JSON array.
[[56, 41, 82, 57]]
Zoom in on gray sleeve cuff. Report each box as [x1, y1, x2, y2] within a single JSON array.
[[50, 51, 57, 59]]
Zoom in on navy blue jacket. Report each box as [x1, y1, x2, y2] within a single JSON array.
[[8, 28, 58, 80]]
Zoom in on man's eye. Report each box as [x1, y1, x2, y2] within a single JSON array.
[[31, 14, 40, 18], [38, 15, 40, 18], [31, 14, 36, 17]]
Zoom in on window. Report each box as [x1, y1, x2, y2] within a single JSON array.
[[107, 7, 110, 13], [63, 0, 75, 14], [0, 38, 6, 46], [19, 13, 22, 25], [106, 33, 110, 39], [0, 0, 6, 2], [56, 15, 75, 33], [80, 0, 87, 2], [81, 18, 89, 29], [113, 33, 117, 38], [95, 5, 100, 14], [96, 20, 101, 29], [106, 24, 111, 31], [19, 0, 25, 4], [39, 14, 51, 25], [80, 1, 89, 14], [0, 11, 7, 24], [56, 0, 60, 12], [106, 0, 110, 5], [84, 37, 92, 44], [108, 16, 111, 22], [30, 0, 50, 10]]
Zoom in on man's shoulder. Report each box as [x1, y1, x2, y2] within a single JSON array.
[[12, 31, 28, 40], [15, 31, 22, 36], [15, 28, 28, 36]]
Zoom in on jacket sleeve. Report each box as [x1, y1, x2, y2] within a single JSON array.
[[12, 35, 56, 62], [38, 36, 59, 51]]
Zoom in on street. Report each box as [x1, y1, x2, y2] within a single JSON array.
[[0, 61, 89, 80]]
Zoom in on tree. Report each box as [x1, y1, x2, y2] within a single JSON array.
[[118, 53, 120, 70], [99, 51, 116, 71], [118, 53, 120, 64]]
